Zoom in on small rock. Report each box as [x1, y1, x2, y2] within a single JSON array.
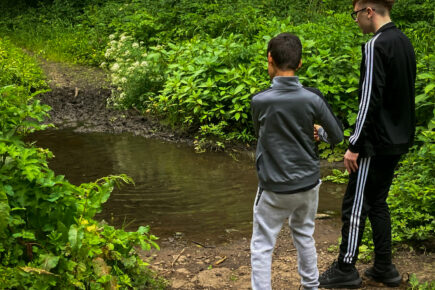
[[176, 268, 190, 275], [315, 213, 331, 219]]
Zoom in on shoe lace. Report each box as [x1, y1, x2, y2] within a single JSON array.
[[320, 261, 339, 279]]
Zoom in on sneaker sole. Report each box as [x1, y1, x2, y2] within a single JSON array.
[[365, 272, 401, 287], [320, 277, 362, 289]]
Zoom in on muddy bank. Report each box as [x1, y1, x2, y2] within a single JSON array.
[[35, 59, 434, 289], [38, 59, 192, 144]]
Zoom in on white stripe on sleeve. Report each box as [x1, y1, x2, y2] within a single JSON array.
[[349, 33, 382, 145]]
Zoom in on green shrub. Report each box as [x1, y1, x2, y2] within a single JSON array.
[[102, 33, 167, 109], [257, 14, 365, 133], [0, 6, 108, 65], [0, 85, 165, 289], [147, 34, 267, 143], [0, 37, 47, 90], [408, 273, 435, 290], [0, 38, 165, 289], [360, 129, 435, 253], [388, 130, 435, 243], [392, 0, 435, 27], [104, 13, 365, 147]]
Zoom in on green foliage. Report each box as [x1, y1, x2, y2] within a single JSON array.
[[102, 33, 167, 109], [0, 41, 165, 289], [0, 86, 165, 289], [360, 129, 435, 252], [147, 34, 267, 143], [1, 0, 433, 146], [392, 0, 435, 27], [104, 13, 366, 145], [388, 130, 435, 242], [0, 37, 47, 90], [408, 273, 435, 290], [0, 5, 108, 65], [323, 169, 349, 184]]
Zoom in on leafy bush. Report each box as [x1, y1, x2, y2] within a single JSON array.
[[388, 130, 435, 243], [0, 85, 165, 289], [0, 37, 47, 90], [257, 15, 365, 133], [102, 33, 167, 109], [2, 0, 433, 140], [104, 13, 365, 148], [147, 34, 267, 143], [392, 0, 435, 27], [0, 40, 165, 289], [408, 273, 435, 290], [360, 129, 435, 254], [0, 6, 107, 65], [323, 169, 349, 184]]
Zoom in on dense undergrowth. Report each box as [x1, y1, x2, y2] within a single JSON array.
[[0, 0, 434, 282], [0, 38, 165, 289]]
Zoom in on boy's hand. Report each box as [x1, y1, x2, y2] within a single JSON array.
[[344, 149, 359, 173], [314, 124, 322, 141]]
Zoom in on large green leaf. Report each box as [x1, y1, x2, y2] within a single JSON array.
[[68, 224, 83, 251], [39, 253, 60, 271], [0, 191, 10, 236]]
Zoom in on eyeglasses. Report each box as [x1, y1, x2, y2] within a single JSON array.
[[351, 7, 375, 20]]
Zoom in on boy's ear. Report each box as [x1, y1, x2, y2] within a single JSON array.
[[296, 59, 302, 71], [267, 52, 274, 64]]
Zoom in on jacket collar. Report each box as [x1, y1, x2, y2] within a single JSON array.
[[271, 76, 302, 90], [374, 21, 396, 36]]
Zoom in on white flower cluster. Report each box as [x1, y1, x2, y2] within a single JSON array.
[[102, 32, 164, 108]]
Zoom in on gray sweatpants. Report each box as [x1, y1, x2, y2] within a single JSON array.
[[251, 184, 320, 290]]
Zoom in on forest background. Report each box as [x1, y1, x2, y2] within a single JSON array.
[[0, 0, 433, 288]]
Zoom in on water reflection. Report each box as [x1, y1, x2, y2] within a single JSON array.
[[29, 129, 345, 242]]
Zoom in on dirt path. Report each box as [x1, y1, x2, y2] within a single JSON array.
[[38, 58, 191, 143], [37, 59, 434, 289]]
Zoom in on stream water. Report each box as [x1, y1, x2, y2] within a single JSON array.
[[30, 129, 345, 242]]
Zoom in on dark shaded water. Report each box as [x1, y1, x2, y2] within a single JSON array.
[[30, 129, 345, 242]]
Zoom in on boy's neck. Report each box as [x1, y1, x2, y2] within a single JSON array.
[[374, 18, 391, 33], [274, 70, 296, 77]]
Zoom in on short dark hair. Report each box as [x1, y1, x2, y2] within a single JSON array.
[[353, 0, 395, 12], [267, 33, 302, 71]]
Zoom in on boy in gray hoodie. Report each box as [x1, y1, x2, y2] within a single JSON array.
[[250, 32, 343, 290]]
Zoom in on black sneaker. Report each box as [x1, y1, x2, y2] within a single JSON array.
[[319, 261, 362, 289], [364, 264, 402, 287]]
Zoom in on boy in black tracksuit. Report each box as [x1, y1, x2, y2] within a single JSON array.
[[318, 0, 416, 288]]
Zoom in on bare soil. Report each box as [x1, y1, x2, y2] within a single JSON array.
[[37, 59, 434, 289], [143, 219, 433, 290]]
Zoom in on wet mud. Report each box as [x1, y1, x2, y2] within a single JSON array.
[[38, 58, 191, 144]]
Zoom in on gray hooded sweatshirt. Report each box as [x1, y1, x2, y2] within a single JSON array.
[[251, 76, 343, 193]]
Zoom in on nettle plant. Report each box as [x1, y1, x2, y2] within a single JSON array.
[[0, 86, 164, 289]]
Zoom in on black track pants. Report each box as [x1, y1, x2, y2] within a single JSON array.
[[338, 154, 401, 267]]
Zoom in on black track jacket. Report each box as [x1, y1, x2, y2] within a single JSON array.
[[348, 22, 416, 157]]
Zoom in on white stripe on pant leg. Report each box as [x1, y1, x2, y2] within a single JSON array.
[[343, 158, 367, 262], [344, 157, 371, 263], [345, 158, 371, 263], [344, 158, 371, 263], [347, 158, 371, 262], [346, 158, 370, 261]]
